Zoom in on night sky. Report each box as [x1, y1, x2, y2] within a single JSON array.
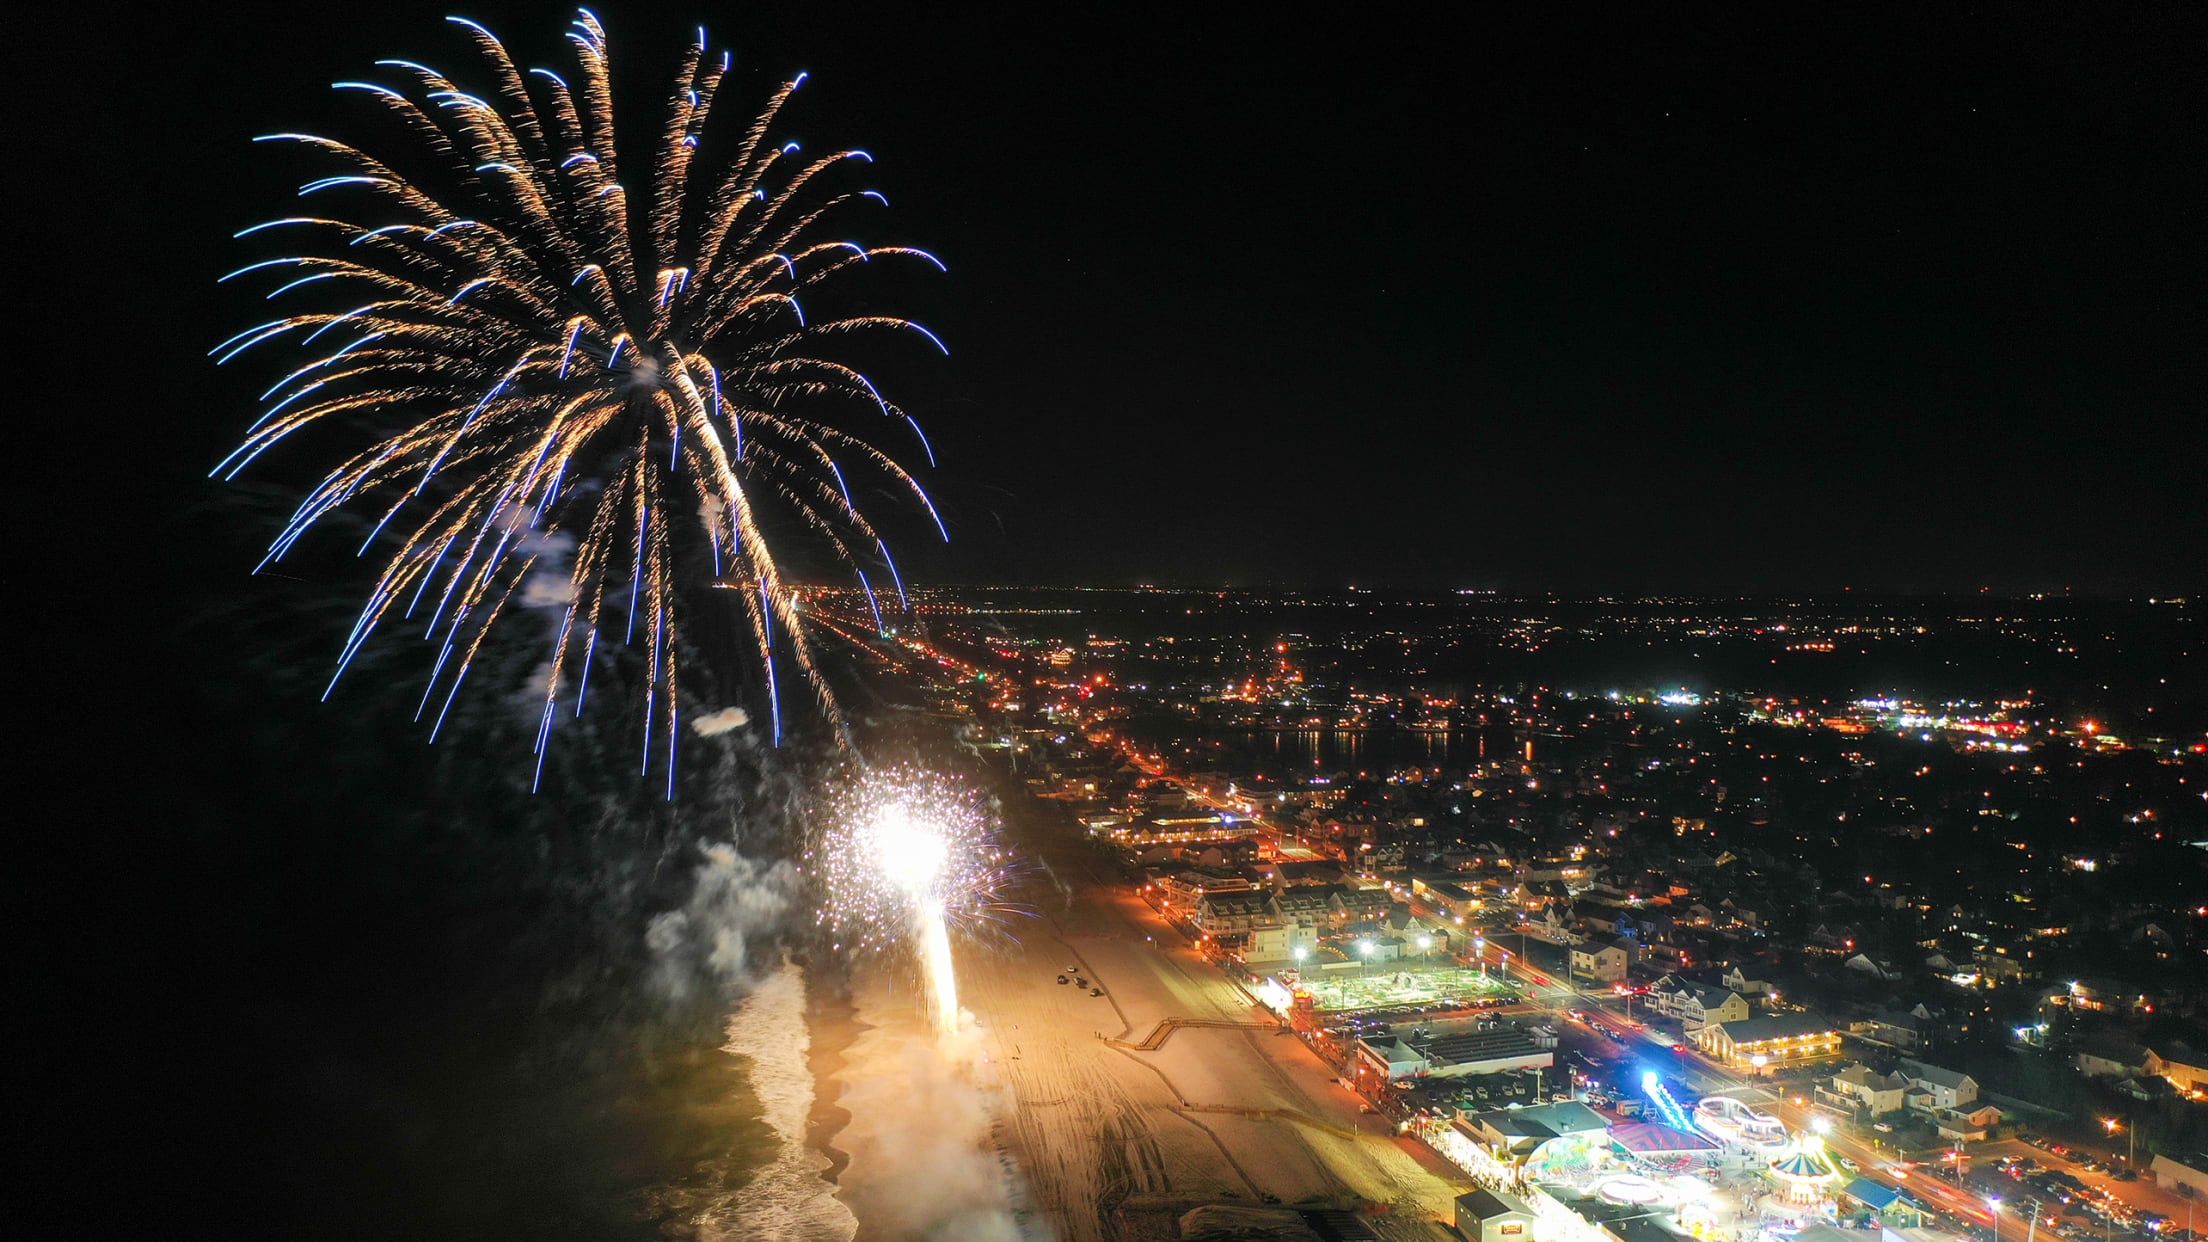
[[68, 1, 2208, 597]]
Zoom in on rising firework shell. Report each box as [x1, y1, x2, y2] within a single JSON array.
[[215, 12, 949, 787]]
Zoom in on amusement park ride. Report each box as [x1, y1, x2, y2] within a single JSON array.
[[1692, 1093, 1792, 1149], [1407, 1049, 1877, 1242]]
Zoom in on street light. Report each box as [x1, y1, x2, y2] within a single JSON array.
[[2104, 1117, 2133, 1168], [1990, 1197, 2003, 1242], [1359, 939, 1374, 978]]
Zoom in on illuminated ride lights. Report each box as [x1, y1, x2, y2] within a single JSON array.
[[1693, 1095, 1789, 1148], [1596, 1175, 1665, 1206], [1642, 1071, 1695, 1132], [1766, 1135, 1845, 1207]]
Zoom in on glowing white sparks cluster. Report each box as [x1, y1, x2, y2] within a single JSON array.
[[215, 12, 950, 785], [818, 766, 1002, 1038], [816, 765, 1001, 958]]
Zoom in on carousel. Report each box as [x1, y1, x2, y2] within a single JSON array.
[[1764, 1134, 1845, 1209]]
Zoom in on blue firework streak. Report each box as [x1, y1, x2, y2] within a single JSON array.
[[216, 12, 949, 780]]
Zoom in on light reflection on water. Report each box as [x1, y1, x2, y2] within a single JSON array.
[[1207, 726, 1512, 774]]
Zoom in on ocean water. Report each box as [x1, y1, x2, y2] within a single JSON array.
[[699, 961, 859, 1242]]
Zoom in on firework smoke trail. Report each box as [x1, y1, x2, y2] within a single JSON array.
[[917, 902, 958, 1039], [817, 766, 1005, 1041], [216, 12, 950, 776]]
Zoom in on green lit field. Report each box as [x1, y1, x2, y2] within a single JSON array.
[[1297, 966, 1518, 1013]]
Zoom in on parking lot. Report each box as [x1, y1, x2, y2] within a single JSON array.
[[1938, 1138, 2201, 1242]]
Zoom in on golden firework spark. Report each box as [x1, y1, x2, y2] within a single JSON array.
[[215, 12, 948, 788]]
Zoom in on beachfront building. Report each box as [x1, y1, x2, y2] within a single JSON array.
[[1456, 1189, 1539, 1242], [1694, 1013, 1841, 1072]]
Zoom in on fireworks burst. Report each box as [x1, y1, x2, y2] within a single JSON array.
[[816, 765, 1011, 1038], [814, 765, 1014, 957], [213, 12, 949, 784]]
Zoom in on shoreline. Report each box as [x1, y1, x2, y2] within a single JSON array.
[[805, 969, 862, 1192]]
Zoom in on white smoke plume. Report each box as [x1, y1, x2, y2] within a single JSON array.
[[521, 573, 578, 608], [689, 706, 751, 736], [646, 842, 800, 1003], [491, 502, 579, 612], [835, 1017, 1022, 1241]]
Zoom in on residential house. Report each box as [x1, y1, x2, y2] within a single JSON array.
[[1518, 878, 1572, 912], [1934, 1104, 2003, 1142], [1844, 953, 1905, 982], [2146, 1041, 2208, 1095], [1896, 1060, 1979, 1112], [1807, 925, 1860, 957], [1524, 904, 1581, 946], [1570, 937, 1633, 985], [1646, 977, 1750, 1030], [1722, 965, 1775, 997], [1819, 1064, 1909, 1116], [2074, 1034, 2150, 1080], [1858, 1005, 1936, 1050], [1572, 899, 1632, 938]]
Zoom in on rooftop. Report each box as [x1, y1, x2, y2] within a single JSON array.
[[1712, 1013, 1837, 1044]]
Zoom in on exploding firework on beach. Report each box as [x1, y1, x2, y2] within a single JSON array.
[[815, 767, 1011, 1036], [213, 11, 948, 781]]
